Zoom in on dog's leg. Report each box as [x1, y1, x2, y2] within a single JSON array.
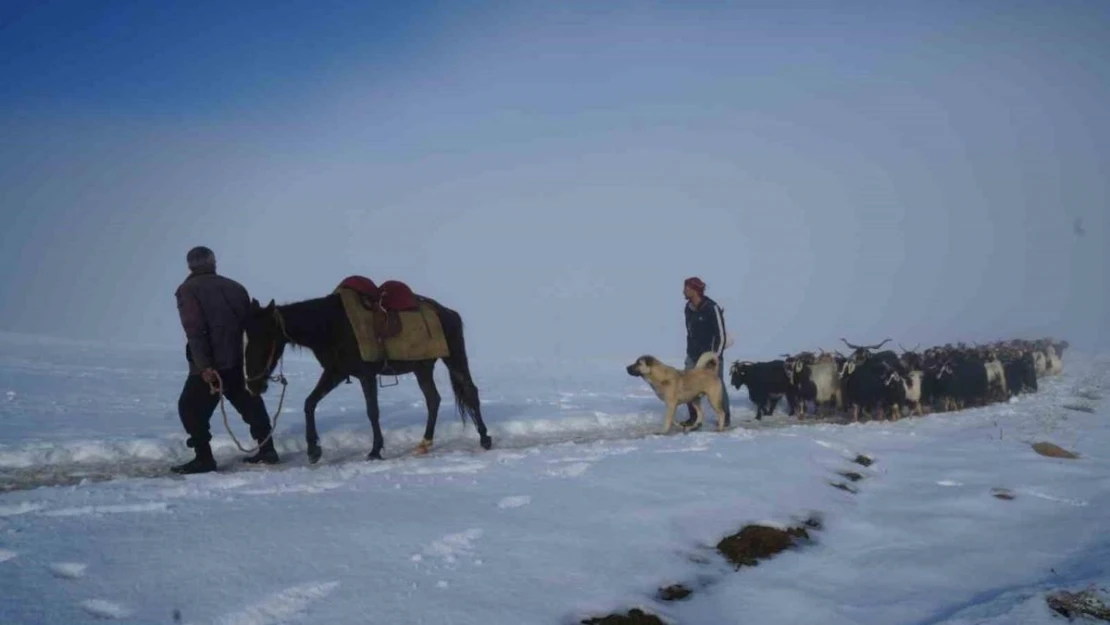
[[697, 390, 725, 432], [710, 391, 727, 432], [661, 401, 677, 435]]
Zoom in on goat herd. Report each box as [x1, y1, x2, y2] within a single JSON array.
[[728, 337, 1069, 422]]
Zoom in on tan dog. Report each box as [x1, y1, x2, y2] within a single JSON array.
[[626, 351, 728, 434]]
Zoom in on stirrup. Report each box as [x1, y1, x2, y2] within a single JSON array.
[[378, 359, 399, 387]]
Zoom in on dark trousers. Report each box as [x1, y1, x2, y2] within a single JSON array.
[[178, 368, 272, 447]]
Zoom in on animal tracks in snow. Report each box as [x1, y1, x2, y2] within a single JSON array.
[[400, 460, 489, 476], [48, 561, 88, 579], [239, 481, 345, 496], [41, 502, 171, 517], [79, 599, 133, 620], [211, 581, 340, 625], [1020, 489, 1089, 507], [545, 462, 591, 478], [497, 495, 532, 509], [417, 528, 484, 566], [654, 444, 710, 454], [0, 501, 46, 517]]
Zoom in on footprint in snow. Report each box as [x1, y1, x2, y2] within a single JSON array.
[[41, 502, 171, 517], [1020, 489, 1089, 507], [497, 495, 531, 509], [0, 501, 46, 517], [79, 599, 133, 620], [545, 462, 591, 478], [48, 562, 88, 579], [0, 548, 17, 563], [654, 445, 710, 454], [419, 528, 484, 565], [401, 461, 488, 476]]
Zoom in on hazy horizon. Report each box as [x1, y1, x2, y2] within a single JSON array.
[[1, 0, 1106, 362]]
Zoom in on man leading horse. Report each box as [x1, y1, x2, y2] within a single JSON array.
[[171, 246, 279, 474]]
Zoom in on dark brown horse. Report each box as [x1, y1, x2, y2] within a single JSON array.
[[242, 293, 492, 463]]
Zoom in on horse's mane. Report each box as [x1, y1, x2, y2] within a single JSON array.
[[275, 294, 344, 351]]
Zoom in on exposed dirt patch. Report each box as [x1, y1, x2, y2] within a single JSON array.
[[657, 583, 693, 602], [990, 487, 1015, 500], [716, 523, 811, 569], [837, 470, 864, 482], [581, 608, 666, 625], [582, 513, 822, 621], [1062, 404, 1096, 414], [852, 454, 874, 467], [830, 481, 859, 494], [1032, 442, 1080, 459], [1046, 586, 1110, 622]]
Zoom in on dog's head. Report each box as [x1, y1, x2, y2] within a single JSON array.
[[626, 355, 658, 378]]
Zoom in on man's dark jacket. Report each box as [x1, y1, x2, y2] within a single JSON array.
[[175, 269, 251, 374], [685, 295, 727, 361]]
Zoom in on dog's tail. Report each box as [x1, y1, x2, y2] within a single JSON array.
[[695, 351, 720, 371]]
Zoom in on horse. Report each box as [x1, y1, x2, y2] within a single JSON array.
[[241, 291, 493, 463]]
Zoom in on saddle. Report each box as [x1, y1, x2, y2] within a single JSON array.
[[335, 276, 420, 340]]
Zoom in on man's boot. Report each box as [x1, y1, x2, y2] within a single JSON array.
[[679, 403, 700, 430], [243, 437, 280, 465], [171, 439, 217, 474]]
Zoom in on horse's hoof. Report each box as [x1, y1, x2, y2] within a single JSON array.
[[413, 440, 433, 455], [366, 451, 383, 461], [479, 435, 492, 450], [307, 447, 322, 464]]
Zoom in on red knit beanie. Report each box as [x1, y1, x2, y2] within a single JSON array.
[[684, 277, 706, 293]]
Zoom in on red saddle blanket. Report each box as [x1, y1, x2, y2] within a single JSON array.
[[336, 276, 419, 311]]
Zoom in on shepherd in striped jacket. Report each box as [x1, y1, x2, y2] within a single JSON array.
[[681, 276, 731, 428]]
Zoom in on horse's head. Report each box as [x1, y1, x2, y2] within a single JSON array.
[[243, 298, 287, 396]]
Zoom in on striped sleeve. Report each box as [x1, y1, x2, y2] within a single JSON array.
[[713, 303, 727, 356]]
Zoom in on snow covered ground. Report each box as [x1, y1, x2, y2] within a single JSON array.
[[0, 331, 1107, 624]]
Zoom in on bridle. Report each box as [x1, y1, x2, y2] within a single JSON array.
[[210, 307, 291, 454], [245, 307, 290, 393]]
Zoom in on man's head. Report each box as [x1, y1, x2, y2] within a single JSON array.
[[683, 276, 705, 302], [186, 246, 216, 274]]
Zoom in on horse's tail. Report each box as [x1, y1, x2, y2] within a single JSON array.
[[434, 301, 482, 428]]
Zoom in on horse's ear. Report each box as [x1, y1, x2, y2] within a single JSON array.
[[250, 297, 260, 309], [266, 299, 275, 310]]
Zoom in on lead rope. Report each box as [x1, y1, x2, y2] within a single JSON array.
[[208, 358, 288, 454]]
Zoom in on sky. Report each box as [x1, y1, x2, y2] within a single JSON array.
[[0, 0, 1107, 362]]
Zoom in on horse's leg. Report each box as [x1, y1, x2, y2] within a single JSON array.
[[445, 360, 493, 450], [438, 306, 493, 451], [413, 361, 441, 455], [358, 375, 385, 460], [304, 369, 345, 464]]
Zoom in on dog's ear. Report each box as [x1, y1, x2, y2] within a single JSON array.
[[641, 356, 656, 367]]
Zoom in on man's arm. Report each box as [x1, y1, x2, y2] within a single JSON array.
[[711, 303, 727, 357], [176, 287, 213, 371]]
